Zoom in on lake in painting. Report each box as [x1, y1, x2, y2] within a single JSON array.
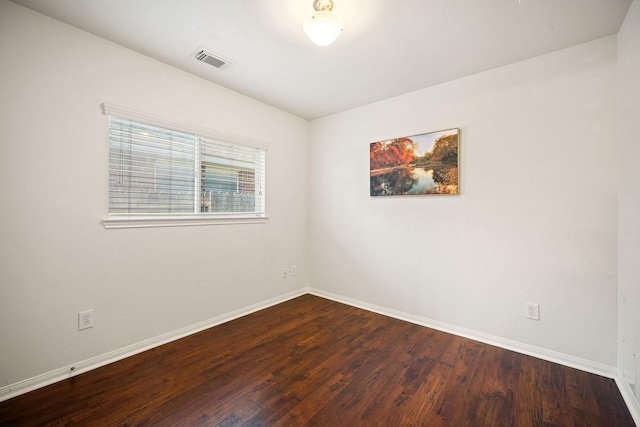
[[370, 129, 459, 196]]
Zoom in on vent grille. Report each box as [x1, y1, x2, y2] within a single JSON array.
[[193, 48, 234, 70]]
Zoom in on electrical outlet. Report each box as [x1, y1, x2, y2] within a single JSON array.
[[291, 265, 297, 276], [282, 268, 288, 279], [526, 303, 540, 320], [78, 310, 94, 330]]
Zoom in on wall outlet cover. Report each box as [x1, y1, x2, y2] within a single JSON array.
[[526, 303, 540, 320], [78, 310, 94, 330]]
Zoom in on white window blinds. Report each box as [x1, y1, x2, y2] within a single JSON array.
[[106, 106, 266, 220]]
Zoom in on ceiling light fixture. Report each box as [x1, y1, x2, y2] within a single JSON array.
[[303, 0, 344, 46]]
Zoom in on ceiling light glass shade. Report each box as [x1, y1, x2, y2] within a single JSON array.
[[303, 11, 344, 46]]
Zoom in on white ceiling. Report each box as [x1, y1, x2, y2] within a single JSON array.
[[11, 0, 632, 120]]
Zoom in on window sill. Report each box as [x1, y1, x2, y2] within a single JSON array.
[[102, 215, 269, 229]]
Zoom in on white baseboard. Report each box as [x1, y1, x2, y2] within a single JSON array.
[[0, 288, 309, 403], [616, 376, 640, 425], [308, 288, 617, 378]]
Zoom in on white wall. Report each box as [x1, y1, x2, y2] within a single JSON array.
[[0, 0, 309, 388], [309, 37, 619, 367], [618, 0, 640, 408]]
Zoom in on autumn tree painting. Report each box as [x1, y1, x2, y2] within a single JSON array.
[[369, 137, 416, 170], [370, 129, 459, 196]]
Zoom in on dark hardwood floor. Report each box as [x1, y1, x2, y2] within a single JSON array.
[[0, 294, 635, 426]]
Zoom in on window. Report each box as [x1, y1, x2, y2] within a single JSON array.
[[102, 104, 266, 228]]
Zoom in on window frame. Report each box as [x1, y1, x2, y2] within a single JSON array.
[[101, 103, 268, 229]]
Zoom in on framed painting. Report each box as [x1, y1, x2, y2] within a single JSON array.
[[370, 128, 459, 196]]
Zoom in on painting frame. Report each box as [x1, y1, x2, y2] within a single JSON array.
[[370, 128, 460, 197]]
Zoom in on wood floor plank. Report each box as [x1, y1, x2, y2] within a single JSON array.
[[0, 294, 635, 426], [270, 372, 348, 426]]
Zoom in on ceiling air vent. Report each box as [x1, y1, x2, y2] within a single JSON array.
[[193, 47, 234, 70]]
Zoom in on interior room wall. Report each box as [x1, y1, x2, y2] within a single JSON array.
[[308, 36, 619, 368], [617, 0, 640, 409], [0, 0, 309, 389]]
